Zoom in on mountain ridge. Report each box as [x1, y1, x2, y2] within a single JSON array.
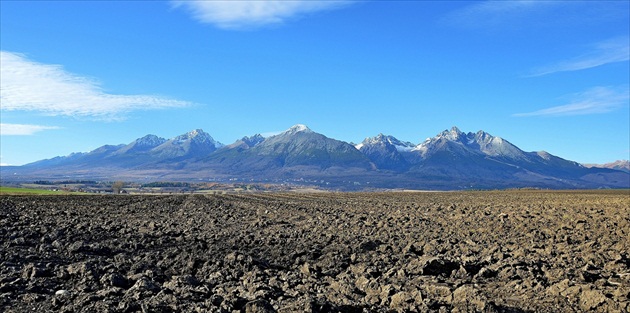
[[3, 125, 628, 190], [584, 160, 630, 173]]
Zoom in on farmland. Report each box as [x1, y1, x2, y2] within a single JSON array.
[[1, 190, 628, 312]]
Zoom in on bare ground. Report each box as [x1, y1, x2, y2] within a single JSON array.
[[1, 190, 629, 312]]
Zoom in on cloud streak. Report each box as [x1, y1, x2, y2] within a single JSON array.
[[444, 1, 628, 32], [0, 51, 191, 120], [529, 37, 630, 76], [172, 0, 352, 30], [444, 0, 562, 29], [0, 123, 61, 136], [514, 86, 629, 117]]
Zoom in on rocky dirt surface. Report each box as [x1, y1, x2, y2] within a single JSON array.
[[1, 190, 629, 312]]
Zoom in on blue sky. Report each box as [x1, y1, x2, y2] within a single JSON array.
[[1, 1, 628, 166]]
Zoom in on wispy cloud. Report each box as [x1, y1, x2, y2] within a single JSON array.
[[0, 123, 61, 136], [172, 0, 352, 30], [529, 37, 629, 77], [444, 0, 562, 29], [444, 1, 628, 31], [514, 86, 630, 117], [0, 51, 191, 120]]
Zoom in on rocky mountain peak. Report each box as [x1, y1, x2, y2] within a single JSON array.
[[241, 134, 265, 147], [183, 129, 207, 139], [134, 134, 167, 147], [11, 124, 630, 190], [358, 134, 414, 152], [583, 160, 630, 173], [412, 127, 525, 160], [112, 134, 167, 155], [172, 129, 223, 147], [537, 151, 552, 160], [360, 133, 388, 146], [283, 124, 313, 135], [440, 126, 464, 141]]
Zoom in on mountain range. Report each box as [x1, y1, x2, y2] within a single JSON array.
[[2, 125, 628, 190], [584, 160, 630, 173]]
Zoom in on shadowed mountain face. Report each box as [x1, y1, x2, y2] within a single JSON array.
[[203, 125, 373, 178], [5, 125, 629, 190], [250, 125, 372, 169], [408, 128, 563, 177], [149, 129, 223, 159], [114, 135, 167, 155], [22, 130, 223, 169], [356, 134, 414, 172]]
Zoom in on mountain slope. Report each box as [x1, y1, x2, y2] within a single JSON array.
[[254, 125, 372, 168], [205, 125, 373, 176], [22, 129, 222, 170], [149, 129, 222, 160], [584, 160, 630, 173], [404, 127, 627, 188], [412, 127, 527, 160], [6, 125, 628, 190], [113, 135, 167, 155], [356, 134, 413, 171]]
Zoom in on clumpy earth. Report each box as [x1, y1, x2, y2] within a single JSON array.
[[1, 190, 628, 312]]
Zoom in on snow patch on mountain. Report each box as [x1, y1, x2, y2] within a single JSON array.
[[172, 129, 224, 148], [583, 160, 630, 173], [359, 133, 415, 152], [135, 135, 167, 147], [288, 124, 312, 133], [412, 127, 526, 160]]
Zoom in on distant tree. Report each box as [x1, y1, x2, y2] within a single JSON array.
[[112, 181, 124, 194]]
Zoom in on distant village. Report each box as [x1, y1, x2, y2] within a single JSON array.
[[7, 179, 326, 194]]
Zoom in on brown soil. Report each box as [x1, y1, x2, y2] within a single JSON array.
[[1, 190, 629, 312]]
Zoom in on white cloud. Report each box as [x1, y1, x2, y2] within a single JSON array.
[[172, 0, 352, 29], [0, 51, 191, 120], [0, 123, 61, 135], [444, 1, 627, 31], [444, 0, 561, 29], [529, 37, 630, 76], [514, 86, 630, 117]]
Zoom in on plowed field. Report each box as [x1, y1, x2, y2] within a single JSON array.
[[1, 190, 628, 312]]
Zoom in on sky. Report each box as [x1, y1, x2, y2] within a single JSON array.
[[1, 0, 629, 166]]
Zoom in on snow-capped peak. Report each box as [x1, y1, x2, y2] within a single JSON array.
[[187, 129, 206, 138], [170, 129, 205, 141], [410, 127, 526, 160], [283, 124, 313, 135], [537, 151, 551, 160], [172, 129, 223, 147], [358, 134, 415, 152], [436, 126, 464, 141], [134, 134, 166, 147]]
